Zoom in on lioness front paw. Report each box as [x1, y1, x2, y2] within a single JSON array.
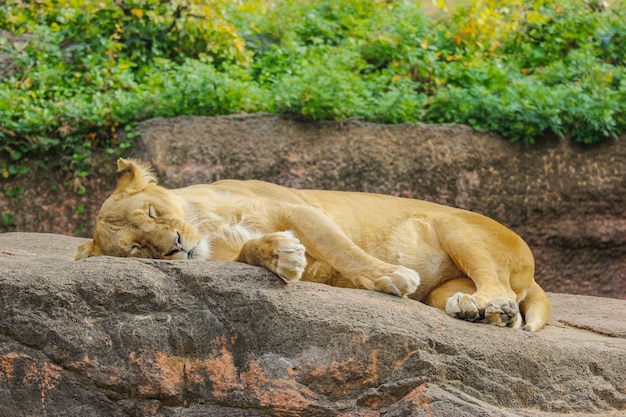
[[446, 293, 522, 328], [272, 232, 307, 283], [236, 231, 307, 283], [356, 265, 420, 297]]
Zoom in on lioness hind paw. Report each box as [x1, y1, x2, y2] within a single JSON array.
[[485, 298, 522, 329], [446, 294, 522, 329], [446, 293, 483, 322]]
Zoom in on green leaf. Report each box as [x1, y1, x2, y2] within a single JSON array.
[[3, 213, 14, 226]]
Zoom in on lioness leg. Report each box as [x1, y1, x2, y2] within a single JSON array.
[[424, 278, 476, 311], [440, 258, 523, 328], [434, 216, 529, 328], [273, 204, 420, 297]]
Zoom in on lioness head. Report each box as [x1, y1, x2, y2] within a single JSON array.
[[75, 159, 209, 261]]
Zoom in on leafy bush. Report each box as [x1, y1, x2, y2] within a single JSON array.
[[0, 0, 247, 175], [0, 0, 625, 177], [145, 59, 260, 118]]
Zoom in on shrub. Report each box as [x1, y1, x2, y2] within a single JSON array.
[[0, 0, 247, 174], [0, 0, 624, 178]]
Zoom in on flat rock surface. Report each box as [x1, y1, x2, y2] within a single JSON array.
[[1, 233, 624, 417]]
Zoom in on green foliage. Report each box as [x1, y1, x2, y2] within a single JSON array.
[[0, 0, 248, 174], [2, 213, 14, 226], [0, 0, 625, 177], [243, 1, 429, 123], [146, 59, 261, 117], [5, 185, 24, 197]]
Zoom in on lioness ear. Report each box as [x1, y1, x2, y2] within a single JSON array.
[[75, 241, 96, 260], [115, 158, 157, 194]]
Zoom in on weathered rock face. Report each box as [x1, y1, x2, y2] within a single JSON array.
[[1, 114, 624, 298], [1, 233, 625, 417]]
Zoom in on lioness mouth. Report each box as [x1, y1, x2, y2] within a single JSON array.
[[165, 232, 184, 257]]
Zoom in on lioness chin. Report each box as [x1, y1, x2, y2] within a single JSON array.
[[76, 159, 551, 332]]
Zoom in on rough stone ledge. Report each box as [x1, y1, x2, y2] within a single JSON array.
[[1, 232, 625, 417]]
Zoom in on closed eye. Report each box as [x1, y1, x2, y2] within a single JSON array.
[[148, 205, 156, 219]]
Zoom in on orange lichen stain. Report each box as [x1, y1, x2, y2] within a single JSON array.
[[1, 354, 64, 416], [183, 358, 204, 385], [394, 349, 418, 369], [286, 365, 300, 377], [241, 360, 314, 411], [129, 351, 152, 396], [364, 349, 379, 384], [186, 336, 248, 401], [361, 395, 384, 410], [306, 349, 380, 394], [129, 351, 185, 398], [0, 352, 30, 380], [154, 352, 185, 397], [241, 359, 269, 386], [273, 378, 315, 397], [21, 358, 62, 415], [185, 341, 240, 400], [126, 337, 242, 402], [402, 383, 433, 417], [65, 353, 92, 373]]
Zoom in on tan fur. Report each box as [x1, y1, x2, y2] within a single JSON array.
[[76, 159, 551, 331]]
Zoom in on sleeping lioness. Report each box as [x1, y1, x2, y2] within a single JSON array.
[[76, 159, 551, 332]]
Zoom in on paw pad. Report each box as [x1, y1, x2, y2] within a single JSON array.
[[485, 299, 521, 328]]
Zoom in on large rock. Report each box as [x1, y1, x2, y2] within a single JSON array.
[[1, 114, 624, 298], [1, 233, 625, 417]]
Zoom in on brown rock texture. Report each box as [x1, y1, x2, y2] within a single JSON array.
[[1, 232, 625, 417], [1, 114, 624, 298]]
